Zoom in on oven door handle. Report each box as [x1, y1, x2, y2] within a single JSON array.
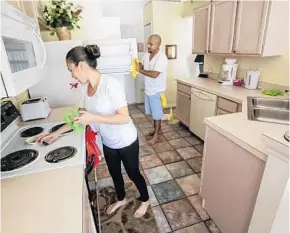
[[94, 169, 101, 233]]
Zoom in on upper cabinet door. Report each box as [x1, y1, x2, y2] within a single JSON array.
[[233, 0, 270, 55], [209, 0, 237, 54], [192, 5, 211, 54]]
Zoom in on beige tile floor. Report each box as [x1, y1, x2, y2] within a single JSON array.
[[89, 104, 222, 233]]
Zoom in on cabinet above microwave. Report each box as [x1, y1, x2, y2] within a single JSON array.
[[1, 1, 46, 97]]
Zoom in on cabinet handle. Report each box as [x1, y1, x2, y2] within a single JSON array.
[[205, 50, 207, 53], [233, 50, 236, 53], [208, 50, 211, 52]]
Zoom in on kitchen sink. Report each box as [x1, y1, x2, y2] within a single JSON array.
[[247, 97, 290, 124], [251, 98, 289, 110]]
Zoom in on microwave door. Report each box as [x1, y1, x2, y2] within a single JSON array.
[[1, 29, 46, 96], [2, 36, 37, 73]]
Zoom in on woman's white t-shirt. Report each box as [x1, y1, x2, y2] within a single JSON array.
[[80, 74, 137, 149]]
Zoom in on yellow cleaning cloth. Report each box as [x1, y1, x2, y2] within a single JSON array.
[[160, 93, 167, 108], [131, 58, 140, 79]]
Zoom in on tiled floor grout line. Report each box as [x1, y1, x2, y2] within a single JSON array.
[[95, 105, 218, 233], [158, 203, 173, 233], [138, 124, 207, 233]]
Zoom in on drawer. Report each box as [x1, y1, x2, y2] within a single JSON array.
[[177, 82, 191, 95], [216, 108, 231, 115], [237, 104, 242, 112], [217, 97, 238, 113]]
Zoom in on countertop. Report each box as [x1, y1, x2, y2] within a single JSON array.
[[176, 77, 266, 103], [176, 77, 289, 161], [18, 106, 77, 126], [2, 106, 85, 233]]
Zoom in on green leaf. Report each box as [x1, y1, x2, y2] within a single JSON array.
[[50, 31, 55, 36], [67, 25, 74, 30], [76, 25, 80, 29]]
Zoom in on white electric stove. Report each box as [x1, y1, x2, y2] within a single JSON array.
[[1, 101, 86, 180]]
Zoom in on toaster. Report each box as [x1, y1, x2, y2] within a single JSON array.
[[20, 97, 51, 121]]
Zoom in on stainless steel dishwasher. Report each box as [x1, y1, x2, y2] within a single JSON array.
[[190, 88, 217, 140]]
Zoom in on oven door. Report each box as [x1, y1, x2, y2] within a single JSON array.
[[1, 2, 46, 97], [84, 173, 101, 233]]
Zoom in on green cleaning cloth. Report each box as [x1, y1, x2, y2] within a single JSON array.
[[63, 109, 85, 134], [262, 89, 284, 96]]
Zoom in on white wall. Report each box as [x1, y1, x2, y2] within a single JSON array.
[[41, 0, 145, 104], [41, 0, 103, 41], [150, 1, 196, 106], [101, 1, 145, 42]]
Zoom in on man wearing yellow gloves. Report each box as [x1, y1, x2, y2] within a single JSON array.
[[137, 34, 168, 145]]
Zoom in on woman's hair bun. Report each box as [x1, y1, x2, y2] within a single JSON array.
[[85, 45, 101, 59]]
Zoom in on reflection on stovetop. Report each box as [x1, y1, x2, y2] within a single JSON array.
[[45, 146, 77, 163], [49, 123, 73, 135], [20, 127, 44, 138], [1, 149, 39, 172]]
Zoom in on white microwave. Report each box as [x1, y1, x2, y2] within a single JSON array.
[[0, 1, 46, 97]]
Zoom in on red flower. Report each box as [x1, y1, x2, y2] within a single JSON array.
[[75, 9, 82, 15], [70, 82, 79, 89]]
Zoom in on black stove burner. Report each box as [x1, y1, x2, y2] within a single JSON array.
[[1, 149, 39, 172], [20, 127, 44, 138], [45, 146, 77, 163], [49, 123, 73, 135]]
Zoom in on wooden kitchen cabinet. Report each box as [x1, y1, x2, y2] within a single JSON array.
[[176, 83, 191, 127], [217, 97, 239, 113], [216, 97, 242, 115], [6, 0, 43, 18], [192, 0, 288, 56], [200, 127, 265, 233], [21, 1, 42, 20], [209, 0, 237, 54], [233, 0, 269, 55], [216, 108, 230, 116], [192, 4, 211, 54], [6, 0, 49, 31], [5, 0, 22, 9]]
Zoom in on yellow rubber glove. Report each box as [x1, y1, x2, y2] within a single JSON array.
[[160, 93, 167, 108], [131, 58, 140, 79]]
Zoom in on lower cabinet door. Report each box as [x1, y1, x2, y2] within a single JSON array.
[[176, 91, 191, 126]]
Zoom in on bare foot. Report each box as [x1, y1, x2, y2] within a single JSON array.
[[147, 135, 158, 145], [134, 201, 150, 218], [147, 129, 162, 137], [106, 199, 127, 215], [147, 131, 155, 137]]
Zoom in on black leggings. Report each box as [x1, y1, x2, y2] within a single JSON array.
[[103, 138, 149, 202]]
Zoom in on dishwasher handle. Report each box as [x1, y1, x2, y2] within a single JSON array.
[[191, 90, 214, 101]]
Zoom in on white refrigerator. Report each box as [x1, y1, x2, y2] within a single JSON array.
[[29, 38, 138, 107]]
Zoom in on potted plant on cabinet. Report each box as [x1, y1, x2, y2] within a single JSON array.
[[43, 0, 82, 40]]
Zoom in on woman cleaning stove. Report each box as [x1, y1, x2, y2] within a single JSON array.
[[37, 44, 149, 218]]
